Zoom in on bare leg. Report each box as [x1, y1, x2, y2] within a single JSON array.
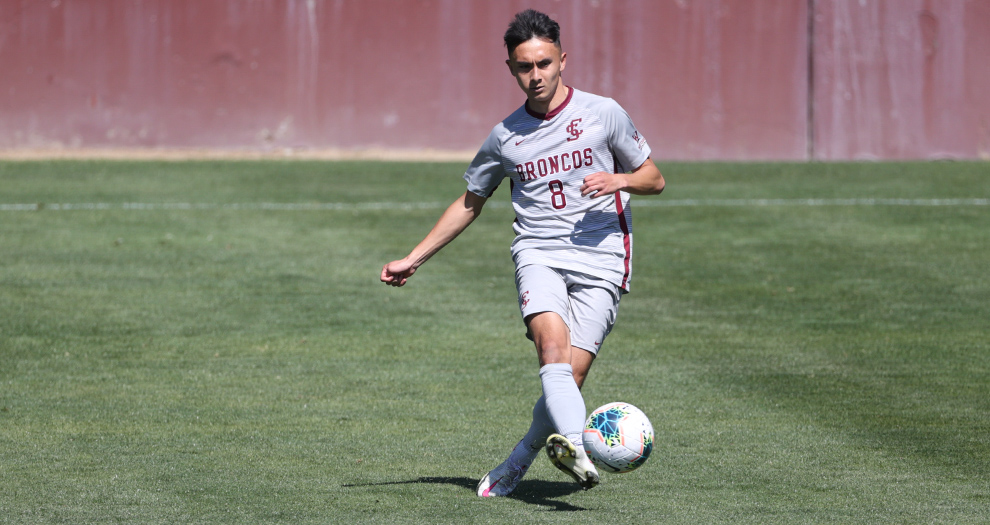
[[527, 312, 591, 445]]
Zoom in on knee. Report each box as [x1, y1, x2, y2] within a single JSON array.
[[526, 312, 571, 365], [536, 336, 570, 365]]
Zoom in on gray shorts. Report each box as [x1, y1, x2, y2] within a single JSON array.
[[515, 264, 621, 355]]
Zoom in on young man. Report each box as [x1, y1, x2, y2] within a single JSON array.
[[380, 9, 664, 496]]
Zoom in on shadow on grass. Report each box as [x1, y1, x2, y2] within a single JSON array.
[[342, 476, 588, 511]]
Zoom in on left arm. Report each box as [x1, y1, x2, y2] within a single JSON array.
[[580, 158, 665, 198]]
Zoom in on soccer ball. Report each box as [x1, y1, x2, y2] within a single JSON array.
[[582, 402, 654, 473]]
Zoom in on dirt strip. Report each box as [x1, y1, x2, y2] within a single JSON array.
[[0, 148, 476, 162]]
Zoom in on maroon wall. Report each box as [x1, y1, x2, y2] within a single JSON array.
[[812, 0, 990, 160], [1, 0, 988, 160]]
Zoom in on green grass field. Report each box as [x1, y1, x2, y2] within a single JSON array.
[[1, 159, 988, 523]]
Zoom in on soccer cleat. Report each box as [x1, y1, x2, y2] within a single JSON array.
[[546, 433, 600, 490], [477, 456, 532, 497]]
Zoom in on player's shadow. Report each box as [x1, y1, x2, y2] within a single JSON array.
[[342, 476, 588, 511], [570, 210, 615, 247]]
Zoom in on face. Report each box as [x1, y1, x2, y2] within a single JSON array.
[[506, 37, 567, 112]]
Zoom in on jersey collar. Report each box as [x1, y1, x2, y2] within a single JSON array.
[[525, 86, 574, 121]]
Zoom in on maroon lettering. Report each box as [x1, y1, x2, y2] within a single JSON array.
[[548, 179, 567, 209], [516, 149, 596, 181]]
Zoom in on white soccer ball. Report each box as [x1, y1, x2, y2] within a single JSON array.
[[582, 402, 654, 473]]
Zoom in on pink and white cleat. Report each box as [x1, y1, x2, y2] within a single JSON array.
[[477, 441, 537, 497]]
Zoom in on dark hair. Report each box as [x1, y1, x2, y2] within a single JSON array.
[[504, 9, 561, 56]]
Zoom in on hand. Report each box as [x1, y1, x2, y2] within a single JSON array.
[[381, 258, 416, 287], [580, 171, 625, 198]]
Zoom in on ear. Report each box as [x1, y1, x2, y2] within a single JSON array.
[[559, 51, 567, 73], [506, 58, 516, 76]]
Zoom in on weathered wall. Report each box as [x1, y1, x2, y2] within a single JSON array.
[[812, 0, 990, 160], [1, 0, 987, 160]]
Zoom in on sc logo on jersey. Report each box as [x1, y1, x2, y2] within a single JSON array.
[[566, 118, 583, 142]]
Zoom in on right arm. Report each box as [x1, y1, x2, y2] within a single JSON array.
[[380, 190, 488, 287]]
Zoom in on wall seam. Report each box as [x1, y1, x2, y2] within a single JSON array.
[[807, 0, 816, 161]]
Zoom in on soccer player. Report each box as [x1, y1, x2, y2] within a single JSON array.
[[380, 9, 664, 496]]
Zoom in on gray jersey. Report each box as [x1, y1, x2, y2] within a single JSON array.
[[464, 87, 651, 291]]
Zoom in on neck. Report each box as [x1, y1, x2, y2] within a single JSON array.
[[530, 85, 570, 115]]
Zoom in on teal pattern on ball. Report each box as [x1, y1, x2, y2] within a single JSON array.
[[586, 406, 629, 448], [629, 433, 653, 469]]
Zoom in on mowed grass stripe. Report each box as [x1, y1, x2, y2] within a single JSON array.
[[1, 198, 987, 212]]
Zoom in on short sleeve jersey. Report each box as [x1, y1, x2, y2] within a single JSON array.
[[463, 87, 651, 292]]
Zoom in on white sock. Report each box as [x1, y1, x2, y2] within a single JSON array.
[[516, 395, 555, 456], [539, 363, 587, 447], [506, 438, 539, 468]]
